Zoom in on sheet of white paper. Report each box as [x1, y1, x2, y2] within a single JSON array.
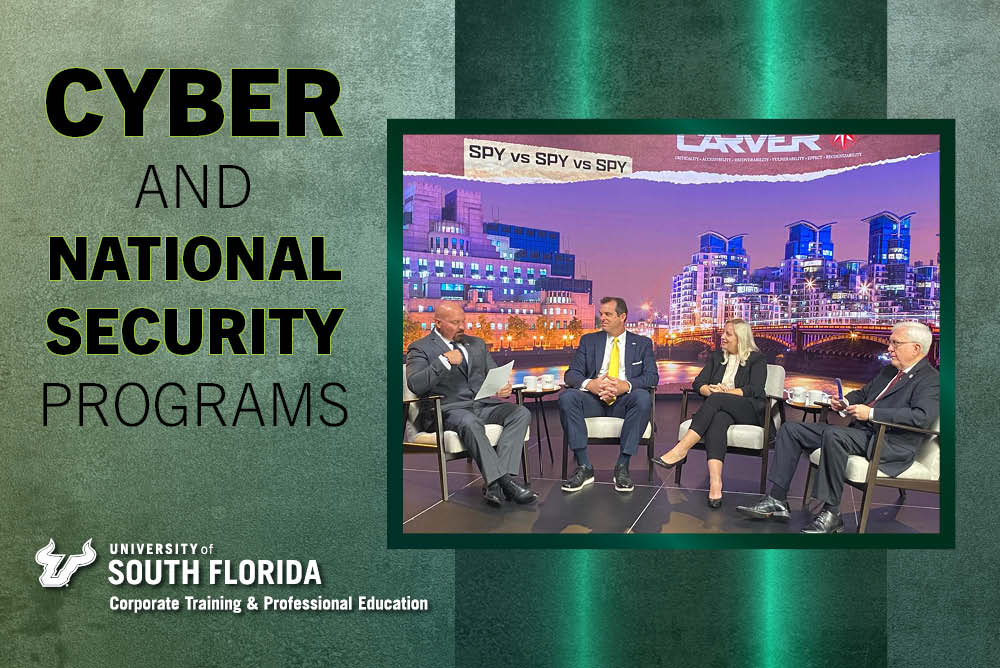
[[475, 361, 514, 400]]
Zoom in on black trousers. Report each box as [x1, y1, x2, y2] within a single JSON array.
[[687, 393, 760, 461], [767, 421, 871, 508]]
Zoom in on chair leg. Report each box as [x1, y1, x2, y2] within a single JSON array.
[[437, 448, 449, 501], [758, 448, 769, 495], [802, 464, 815, 510], [858, 485, 874, 534], [647, 439, 655, 483], [531, 401, 543, 477], [897, 489, 907, 504], [521, 448, 530, 486], [562, 434, 569, 481]]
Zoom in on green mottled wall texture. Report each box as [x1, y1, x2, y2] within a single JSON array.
[[2, 2, 455, 667], [4, 0, 997, 666]]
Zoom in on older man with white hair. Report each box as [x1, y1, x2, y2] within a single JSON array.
[[738, 321, 939, 534]]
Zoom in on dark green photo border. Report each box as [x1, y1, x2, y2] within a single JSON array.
[[387, 118, 955, 550]]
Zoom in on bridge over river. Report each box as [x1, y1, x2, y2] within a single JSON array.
[[490, 321, 940, 395], [659, 322, 941, 367]]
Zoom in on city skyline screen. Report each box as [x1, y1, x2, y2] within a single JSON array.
[[403, 150, 939, 320]]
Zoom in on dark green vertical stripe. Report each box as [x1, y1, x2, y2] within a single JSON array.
[[456, 0, 886, 119], [455, 2, 888, 666]]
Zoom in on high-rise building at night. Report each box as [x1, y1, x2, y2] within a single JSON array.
[[403, 182, 593, 346], [751, 266, 782, 294], [483, 223, 576, 277], [863, 210, 913, 302], [669, 232, 750, 329], [778, 221, 835, 316], [913, 262, 940, 319], [785, 220, 834, 260], [664, 211, 934, 330], [779, 221, 838, 319], [837, 260, 864, 290]]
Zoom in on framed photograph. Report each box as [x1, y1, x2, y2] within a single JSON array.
[[388, 119, 953, 549]]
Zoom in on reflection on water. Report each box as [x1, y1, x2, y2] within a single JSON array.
[[512, 361, 863, 395]]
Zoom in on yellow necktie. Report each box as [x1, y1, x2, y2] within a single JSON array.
[[606, 337, 619, 405]]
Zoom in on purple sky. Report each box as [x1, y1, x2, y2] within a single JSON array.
[[404, 153, 940, 314]]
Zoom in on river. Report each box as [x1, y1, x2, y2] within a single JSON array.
[[512, 360, 864, 396]]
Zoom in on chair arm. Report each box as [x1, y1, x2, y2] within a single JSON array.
[[869, 419, 940, 437], [864, 419, 940, 487], [403, 395, 444, 405], [679, 387, 699, 421]]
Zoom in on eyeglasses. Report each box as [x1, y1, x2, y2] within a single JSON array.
[[887, 339, 916, 349]]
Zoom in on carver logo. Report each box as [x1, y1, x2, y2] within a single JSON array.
[[676, 135, 822, 153], [832, 134, 857, 149], [35, 538, 97, 587]]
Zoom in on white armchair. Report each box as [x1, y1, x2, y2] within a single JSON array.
[[674, 364, 786, 493], [560, 387, 657, 483], [802, 417, 940, 533], [402, 365, 529, 501]]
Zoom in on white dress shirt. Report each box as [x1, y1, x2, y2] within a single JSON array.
[[720, 353, 741, 389], [434, 328, 468, 370], [582, 332, 632, 393]]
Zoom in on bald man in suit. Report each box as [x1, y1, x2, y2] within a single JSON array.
[[406, 301, 535, 507]]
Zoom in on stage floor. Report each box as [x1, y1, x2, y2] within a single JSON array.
[[402, 396, 940, 535]]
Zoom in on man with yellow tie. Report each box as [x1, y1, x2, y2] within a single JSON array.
[[559, 297, 659, 493]]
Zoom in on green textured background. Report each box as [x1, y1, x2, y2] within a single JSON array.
[[887, 1, 1000, 665], [452, 2, 984, 667], [4, 0, 995, 666], [2, 2, 456, 667]]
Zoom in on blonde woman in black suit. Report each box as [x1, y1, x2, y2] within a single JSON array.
[[652, 319, 767, 507]]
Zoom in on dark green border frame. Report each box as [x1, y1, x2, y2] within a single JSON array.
[[387, 118, 955, 550]]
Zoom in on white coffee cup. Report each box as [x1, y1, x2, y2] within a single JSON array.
[[806, 389, 829, 406], [784, 387, 807, 404], [540, 374, 555, 389], [524, 376, 538, 391]]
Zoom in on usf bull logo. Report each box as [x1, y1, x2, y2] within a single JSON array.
[[35, 538, 97, 587]]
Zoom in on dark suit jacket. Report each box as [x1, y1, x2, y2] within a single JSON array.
[[845, 357, 940, 477], [563, 331, 659, 392], [692, 350, 768, 415], [405, 330, 501, 432]]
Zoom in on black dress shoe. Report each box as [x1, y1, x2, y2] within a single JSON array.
[[499, 474, 537, 504], [800, 509, 844, 534], [707, 495, 722, 509], [736, 495, 791, 521], [650, 454, 687, 471], [482, 482, 503, 507]]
